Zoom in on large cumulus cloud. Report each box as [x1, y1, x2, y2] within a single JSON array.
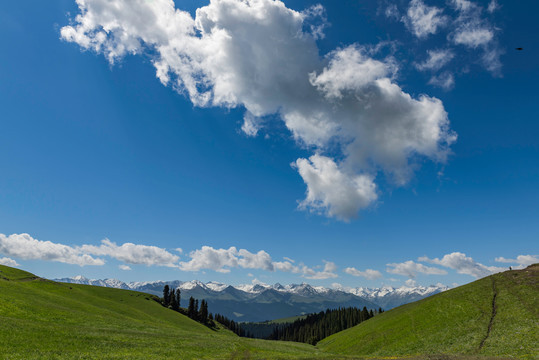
[[61, 0, 456, 220]]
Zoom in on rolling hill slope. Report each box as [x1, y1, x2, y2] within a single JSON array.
[[0, 265, 341, 360], [318, 265, 538, 359], [2, 264, 537, 359]]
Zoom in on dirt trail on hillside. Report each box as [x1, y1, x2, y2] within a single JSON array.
[[479, 277, 498, 350]]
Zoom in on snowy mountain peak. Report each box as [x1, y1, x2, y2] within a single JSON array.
[[178, 280, 205, 290]]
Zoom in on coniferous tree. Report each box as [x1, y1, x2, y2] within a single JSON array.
[[170, 289, 175, 307], [163, 285, 170, 307], [194, 299, 199, 320], [199, 299, 209, 324], [170, 289, 180, 311], [176, 288, 181, 309], [188, 297, 196, 319]]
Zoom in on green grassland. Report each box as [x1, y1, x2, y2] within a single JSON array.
[[265, 314, 308, 324], [318, 265, 538, 359], [0, 265, 344, 360], [1, 264, 537, 359]]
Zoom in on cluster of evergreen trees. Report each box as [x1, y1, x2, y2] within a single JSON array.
[[268, 306, 383, 345], [161, 286, 246, 335], [161, 285, 213, 326], [187, 297, 211, 325], [162, 285, 180, 311], [213, 313, 246, 337]]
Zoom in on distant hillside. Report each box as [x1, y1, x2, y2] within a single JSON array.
[[56, 276, 447, 322], [0, 265, 337, 359], [318, 264, 539, 359]]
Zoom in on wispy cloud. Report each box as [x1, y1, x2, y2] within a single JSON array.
[[302, 261, 338, 280], [385, 0, 503, 84], [487, 0, 499, 13], [416, 49, 455, 72], [449, 0, 502, 74], [429, 72, 455, 90], [495, 255, 538, 268], [344, 267, 382, 280], [402, 0, 447, 39]]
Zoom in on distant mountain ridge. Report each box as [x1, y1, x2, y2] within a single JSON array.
[[54, 275, 448, 322]]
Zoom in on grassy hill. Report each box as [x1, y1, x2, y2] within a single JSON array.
[[0, 265, 343, 360], [1, 264, 537, 359], [318, 264, 538, 359]]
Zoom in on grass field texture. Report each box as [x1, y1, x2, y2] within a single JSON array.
[[318, 265, 538, 359], [1, 264, 537, 359], [0, 265, 342, 359]]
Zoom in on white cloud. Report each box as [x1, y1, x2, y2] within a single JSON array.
[[487, 0, 499, 13], [302, 261, 338, 280], [481, 47, 503, 74], [283, 257, 295, 263], [0, 233, 183, 268], [251, 278, 268, 286], [402, 0, 447, 39], [385, 4, 400, 20], [310, 45, 397, 99], [81, 239, 180, 267], [453, 28, 493, 48], [295, 155, 378, 221], [419, 252, 505, 278], [237, 248, 274, 271], [178, 245, 336, 279], [344, 267, 382, 280], [306, 46, 456, 187], [0, 257, 19, 267], [449, 0, 501, 74], [0, 233, 104, 266], [119, 264, 132, 271], [416, 49, 455, 72], [178, 246, 275, 273], [429, 72, 455, 90], [179, 246, 239, 273], [273, 260, 301, 273], [495, 255, 539, 268], [451, 0, 474, 12], [241, 111, 262, 137], [61, 0, 456, 221], [386, 260, 447, 278], [404, 278, 417, 287]]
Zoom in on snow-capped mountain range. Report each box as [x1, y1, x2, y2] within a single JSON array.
[[54, 275, 448, 320], [56, 276, 446, 298]]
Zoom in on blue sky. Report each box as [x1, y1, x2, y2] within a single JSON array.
[[0, 0, 537, 289]]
